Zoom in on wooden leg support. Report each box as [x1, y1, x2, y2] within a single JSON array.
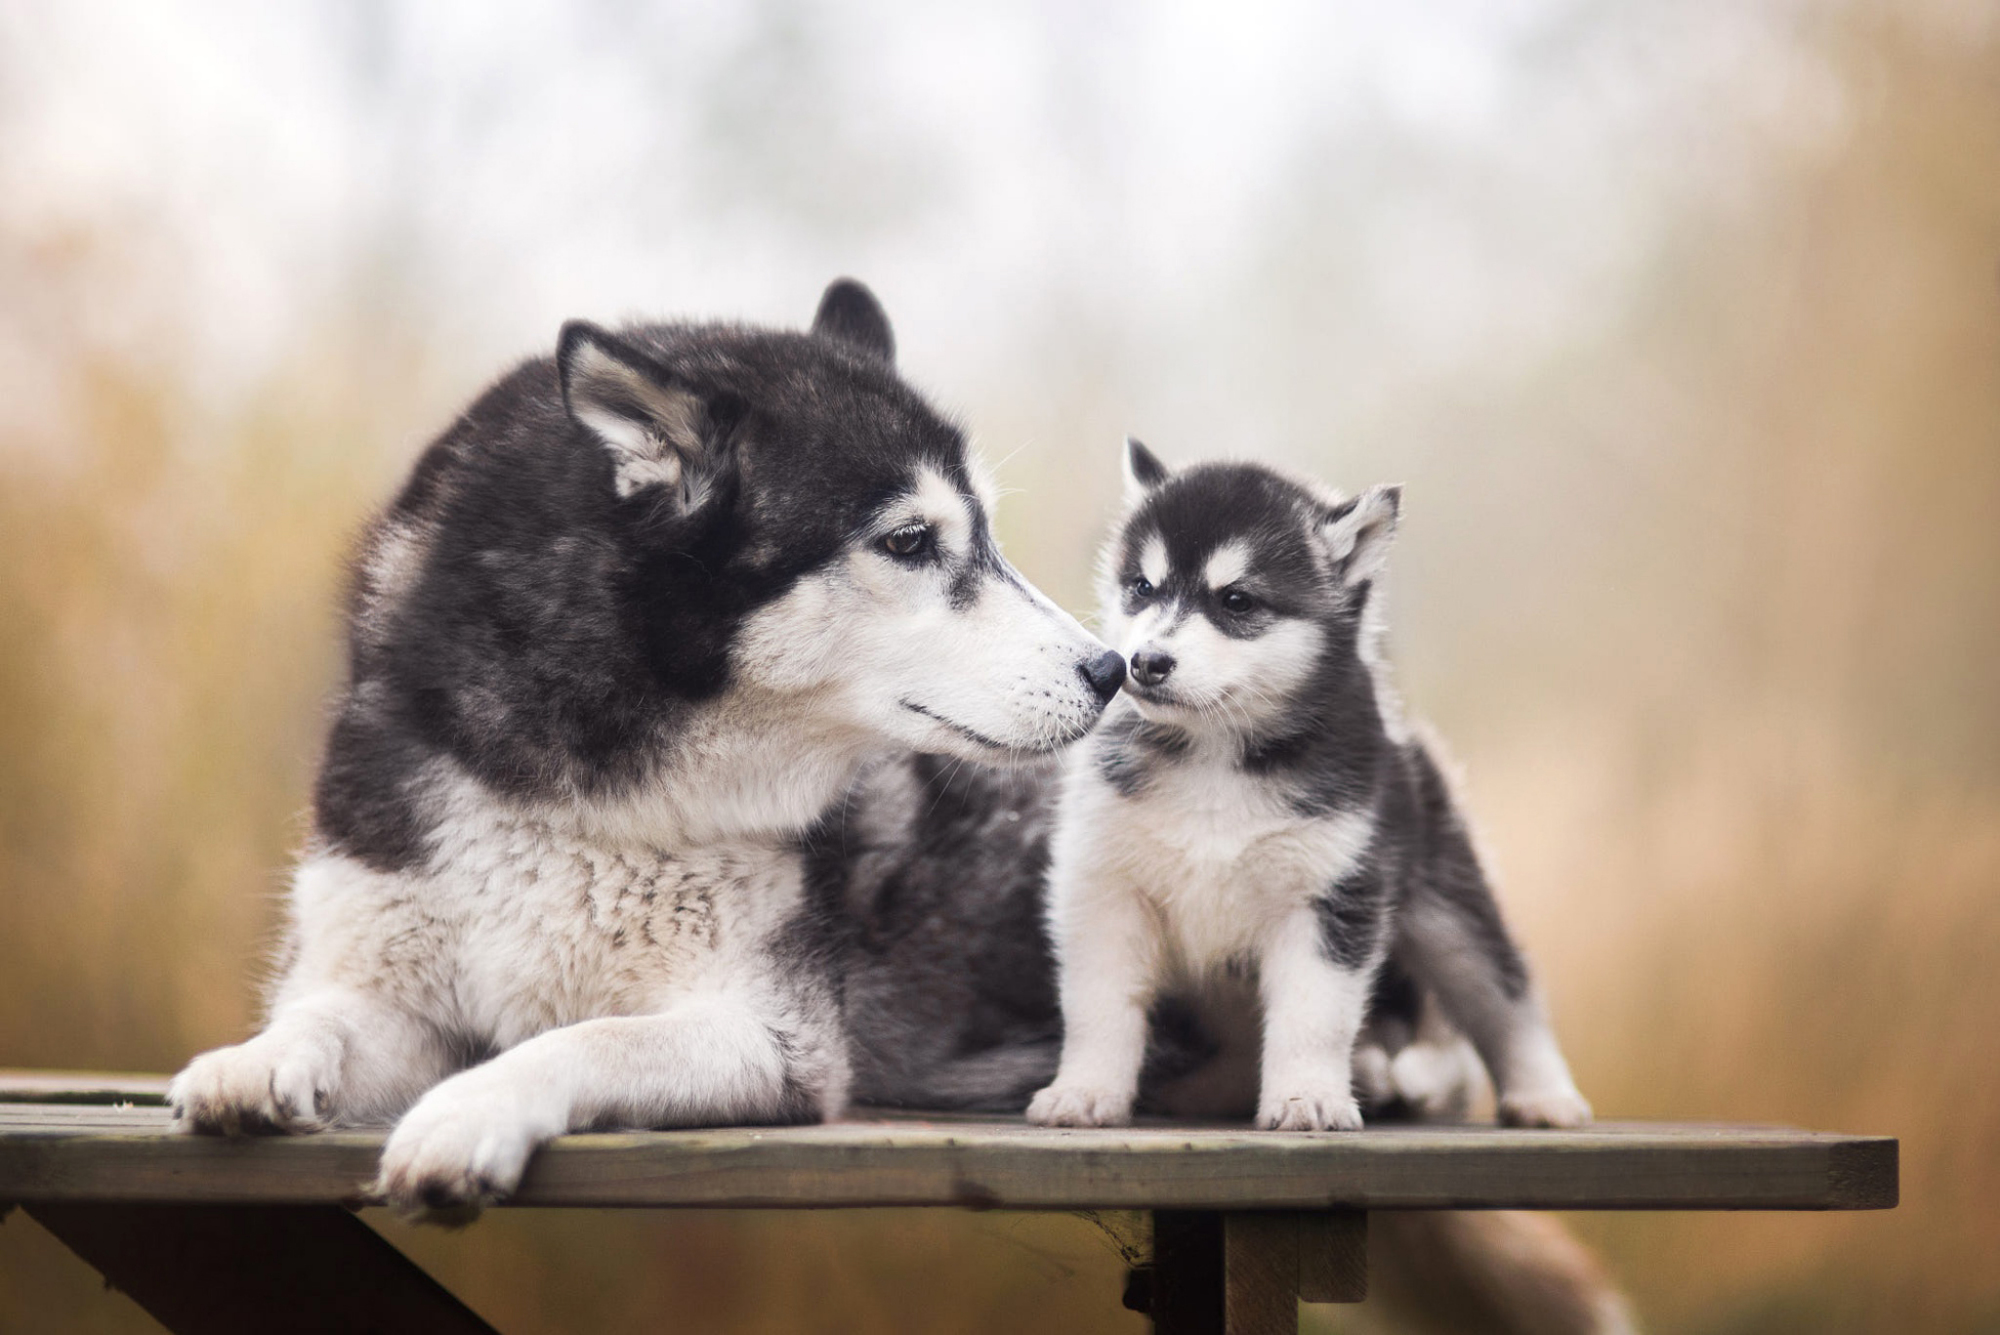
[[1295, 1210, 1368, 1305], [1136, 1210, 1367, 1334], [23, 1203, 498, 1335]]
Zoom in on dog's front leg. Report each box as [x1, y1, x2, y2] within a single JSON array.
[[171, 987, 453, 1134], [1026, 881, 1157, 1128], [1256, 904, 1374, 1131], [373, 994, 836, 1215]]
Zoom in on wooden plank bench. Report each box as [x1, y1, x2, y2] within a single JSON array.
[[0, 1070, 1897, 1334]]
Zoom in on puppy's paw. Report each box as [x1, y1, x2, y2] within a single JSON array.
[[1257, 1088, 1364, 1132], [372, 1083, 541, 1221], [1390, 1037, 1484, 1122], [170, 1039, 336, 1136], [1025, 1083, 1133, 1128], [1498, 1088, 1593, 1129], [1351, 1042, 1397, 1111]]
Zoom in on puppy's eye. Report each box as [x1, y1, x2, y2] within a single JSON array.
[[1130, 575, 1154, 599], [881, 524, 934, 560], [1220, 588, 1256, 614]]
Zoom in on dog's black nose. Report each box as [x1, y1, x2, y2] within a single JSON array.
[[1079, 650, 1126, 703], [1130, 650, 1175, 687]]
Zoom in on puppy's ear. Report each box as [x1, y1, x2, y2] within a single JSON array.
[[1318, 484, 1402, 586], [558, 322, 740, 511], [812, 278, 896, 363], [1123, 436, 1170, 505]]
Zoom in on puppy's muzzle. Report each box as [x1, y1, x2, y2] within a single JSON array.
[[1129, 649, 1175, 688]]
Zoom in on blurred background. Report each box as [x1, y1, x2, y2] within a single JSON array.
[[1, 0, 1995, 1330]]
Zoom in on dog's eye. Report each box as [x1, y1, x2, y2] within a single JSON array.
[[1220, 588, 1256, 614], [881, 524, 934, 560], [1130, 575, 1154, 599]]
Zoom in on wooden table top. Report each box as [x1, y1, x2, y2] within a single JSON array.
[[0, 1073, 1896, 1213]]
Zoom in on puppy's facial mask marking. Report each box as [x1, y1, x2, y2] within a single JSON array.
[[1099, 448, 1400, 737], [1110, 527, 1321, 730], [1202, 541, 1252, 591]]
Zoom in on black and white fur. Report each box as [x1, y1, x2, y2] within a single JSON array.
[[1026, 441, 1590, 1132], [168, 280, 1125, 1212]]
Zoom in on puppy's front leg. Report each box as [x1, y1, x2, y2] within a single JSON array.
[[374, 994, 839, 1215], [1256, 904, 1375, 1131], [1027, 881, 1158, 1128]]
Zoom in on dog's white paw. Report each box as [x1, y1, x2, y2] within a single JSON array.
[[1026, 1083, 1133, 1128], [170, 1038, 337, 1135], [373, 1082, 542, 1219], [1257, 1087, 1364, 1132], [1352, 1042, 1397, 1110], [1498, 1088, 1594, 1129], [1390, 1037, 1483, 1122]]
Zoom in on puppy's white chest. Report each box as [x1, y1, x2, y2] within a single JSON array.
[[1130, 774, 1273, 884], [1088, 764, 1372, 971]]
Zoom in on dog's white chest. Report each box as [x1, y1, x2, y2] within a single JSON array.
[[299, 780, 812, 1051], [449, 828, 802, 1043]]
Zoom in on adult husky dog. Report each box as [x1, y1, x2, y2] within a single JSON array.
[[169, 279, 1125, 1211]]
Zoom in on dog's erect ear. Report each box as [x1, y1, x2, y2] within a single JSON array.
[[1318, 484, 1402, 586], [558, 322, 738, 509], [1122, 437, 1170, 505], [811, 278, 896, 363]]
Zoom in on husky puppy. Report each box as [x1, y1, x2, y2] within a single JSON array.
[[1025, 441, 1590, 1132], [168, 280, 1125, 1212]]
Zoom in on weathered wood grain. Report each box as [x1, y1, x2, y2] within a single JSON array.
[[0, 1102, 1898, 1212], [1222, 1213, 1302, 1334], [1296, 1210, 1367, 1303], [0, 1070, 170, 1106]]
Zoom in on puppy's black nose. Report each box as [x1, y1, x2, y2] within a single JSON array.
[[1079, 650, 1127, 703], [1130, 650, 1175, 687]]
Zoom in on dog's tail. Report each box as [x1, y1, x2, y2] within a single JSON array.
[[1367, 1210, 1638, 1334]]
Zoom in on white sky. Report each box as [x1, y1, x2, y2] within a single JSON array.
[[1, 0, 1853, 421]]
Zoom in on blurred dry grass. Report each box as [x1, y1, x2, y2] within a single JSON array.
[[3, 2, 1998, 1332]]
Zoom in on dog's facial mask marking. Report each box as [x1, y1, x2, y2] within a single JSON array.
[[556, 283, 1121, 769], [736, 461, 1118, 762]]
